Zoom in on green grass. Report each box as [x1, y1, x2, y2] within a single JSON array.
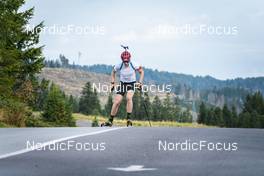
[[73, 113, 211, 128], [0, 121, 13, 128], [27, 111, 76, 127]]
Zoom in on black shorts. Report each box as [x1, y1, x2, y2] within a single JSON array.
[[116, 81, 136, 96]]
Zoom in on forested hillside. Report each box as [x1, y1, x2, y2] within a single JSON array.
[[45, 56, 264, 93], [44, 56, 264, 113]]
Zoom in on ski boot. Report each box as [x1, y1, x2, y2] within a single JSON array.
[[101, 121, 113, 127], [126, 119, 133, 127]]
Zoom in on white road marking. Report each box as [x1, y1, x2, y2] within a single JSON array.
[[108, 165, 157, 172], [0, 127, 123, 160]]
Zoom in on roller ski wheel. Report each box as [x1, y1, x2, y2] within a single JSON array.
[[127, 119, 133, 127]]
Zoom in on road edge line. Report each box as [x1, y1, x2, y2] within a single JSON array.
[[0, 127, 124, 160]]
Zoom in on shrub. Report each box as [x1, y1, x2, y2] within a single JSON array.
[[2, 100, 27, 127], [42, 84, 75, 127], [92, 116, 99, 127]]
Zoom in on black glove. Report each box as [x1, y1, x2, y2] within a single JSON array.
[[111, 82, 115, 92], [136, 82, 143, 91]]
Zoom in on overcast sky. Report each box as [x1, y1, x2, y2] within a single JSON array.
[[23, 0, 264, 80]]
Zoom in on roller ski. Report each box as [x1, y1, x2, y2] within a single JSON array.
[[100, 120, 113, 127], [127, 119, 133, 127]]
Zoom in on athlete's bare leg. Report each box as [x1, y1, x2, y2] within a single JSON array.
[[126, 90, 134, 113], [111, 94, 123, 116]]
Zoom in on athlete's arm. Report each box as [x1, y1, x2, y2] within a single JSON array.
[[138, 67, 144, 83], [110, 69, 116, 91], [111, 69, 116, 83]]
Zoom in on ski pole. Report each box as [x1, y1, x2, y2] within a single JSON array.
[[138, 85, 152, 127]]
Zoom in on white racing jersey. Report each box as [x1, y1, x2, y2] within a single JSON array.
[[113, 62, 141, 83]]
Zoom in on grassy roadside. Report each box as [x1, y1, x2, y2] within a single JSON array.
[[0, 122, 14, 128], [73, 113, 211, 128], [0, 109, 14, 127], [0, 112, 211, 128]]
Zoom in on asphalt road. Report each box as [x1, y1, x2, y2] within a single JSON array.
[[76, 119, 92, 127], [0, 127, 263, 176]]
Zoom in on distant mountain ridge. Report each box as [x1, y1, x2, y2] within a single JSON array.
[[70, 64, 264, 93], [43, 58, 264, 112], [44, 57, 264, 93], [38, 68, 169, 106]]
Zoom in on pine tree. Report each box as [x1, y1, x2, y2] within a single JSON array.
[[32, 78, 50, 111], [180, 109, 192, 122], [214, 107, 224, 127], [240, 92, 264, 128], [163, 93, 174, 121], [152, 95, 163, 121], [142, 92, 152, 121], [243, 92, 264, 114], [79, 82, 101, 115], [198, 102, 207, 124], [0, 0, 44, 97], [222, 104, 232, 127], [104, 94, 113, 116], [238, 112, 251, 128], [69, 95, 79, 113], [231, 105, 238, 127], [0, 0, 44, 126], [59, 54, 69, 68], [42, 84, 75, 126], [208, 108, 216, 125]]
